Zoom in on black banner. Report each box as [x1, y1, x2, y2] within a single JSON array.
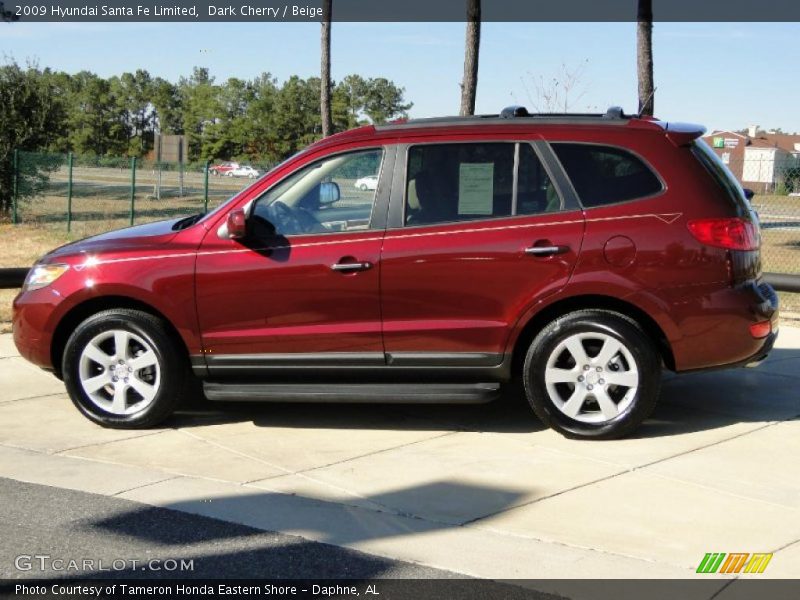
[[2, 579, 800, 600], [6, 0, 800, 23]]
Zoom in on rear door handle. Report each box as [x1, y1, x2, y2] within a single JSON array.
[[524, 245, 570, 257], [331, 261, 373, 272]]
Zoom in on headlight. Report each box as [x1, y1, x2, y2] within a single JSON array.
[[23, 263, 70, 291]]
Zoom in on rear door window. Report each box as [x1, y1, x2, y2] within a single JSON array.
[[404, 142, 561, 226], [406, 143, 514, 226], [551, 143, 663, 207]]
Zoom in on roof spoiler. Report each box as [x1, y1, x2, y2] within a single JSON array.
[[653, 121, 707, 147]]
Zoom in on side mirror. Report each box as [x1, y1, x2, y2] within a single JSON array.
[[226, 208, 247, 239], [320, 181, 340, 205], [743, 188, 755, 201]]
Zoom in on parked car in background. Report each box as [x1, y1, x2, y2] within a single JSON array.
[[209, 162, 239, 176], [229, 165, 261, 179], [13, 106, 779, 439], [354, 174, 379, 191]]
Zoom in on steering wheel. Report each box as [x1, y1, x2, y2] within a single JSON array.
[[295, 207, 329, 233], [268, 201, 304, 235]]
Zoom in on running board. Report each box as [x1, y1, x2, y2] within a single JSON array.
[[203, 382, 501, 404]]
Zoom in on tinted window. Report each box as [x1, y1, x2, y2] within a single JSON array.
[[690, 140, 749, 216], [552, 144, 663, 207], [405, 143, 561, 226], [517, 144, 562, 215], [406, 143, 514, 226]]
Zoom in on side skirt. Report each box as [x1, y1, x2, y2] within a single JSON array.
[[203, 382, 502, 404]]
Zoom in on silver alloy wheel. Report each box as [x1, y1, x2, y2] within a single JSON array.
[[77, 329, 161, 416], [543, 332, 639, 424]]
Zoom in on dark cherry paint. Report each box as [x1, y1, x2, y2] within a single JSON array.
[[13, 117, 777, 379]]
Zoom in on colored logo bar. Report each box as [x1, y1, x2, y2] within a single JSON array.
[[696, 553, 773, 574]]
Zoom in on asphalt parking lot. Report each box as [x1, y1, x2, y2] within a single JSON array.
[[0, 328, 798, 585]]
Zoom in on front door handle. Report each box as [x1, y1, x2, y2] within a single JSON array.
[[331, 261, 373, 272], [524, 245, 570, 257]]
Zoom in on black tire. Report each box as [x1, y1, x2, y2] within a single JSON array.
[[522, 309, 661, 440], [62, 308, 190, 429]]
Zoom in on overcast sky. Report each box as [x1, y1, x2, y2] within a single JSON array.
[[2, 21, 798, 133]]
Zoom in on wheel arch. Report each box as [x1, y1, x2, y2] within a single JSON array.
[[508, 294, 676, 379], [50, 295, 191, 380]]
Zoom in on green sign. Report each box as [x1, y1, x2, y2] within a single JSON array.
[[713, 137, 725, 148]]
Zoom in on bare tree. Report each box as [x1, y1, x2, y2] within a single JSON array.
[[320, 0, 333, 137], [459, 0, 481, 116], [637, 0, 655, 116], [521, 60, 590, 113]]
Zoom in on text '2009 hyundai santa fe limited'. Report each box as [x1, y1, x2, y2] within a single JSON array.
[[13, 106, 779, 439]]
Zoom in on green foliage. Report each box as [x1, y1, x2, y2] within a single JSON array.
[[0, 62, 413, 208], [0, 62, 66, 212], [16, 151, 63, 200], [361, 77, 413, 124], [778, 163, 800, 195]]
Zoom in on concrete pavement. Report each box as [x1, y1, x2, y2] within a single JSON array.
[[0, 329, 798, 586], [0, 477, 476, 581]]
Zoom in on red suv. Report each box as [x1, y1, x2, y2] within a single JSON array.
[[13, 107, 779, 439]]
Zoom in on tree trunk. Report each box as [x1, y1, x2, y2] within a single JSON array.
[[637, 0, 655, 117], [459, 0, 481, 116], [320, 0, 333, 137]]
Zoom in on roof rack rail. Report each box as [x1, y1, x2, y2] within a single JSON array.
[[498, 105, 628, 120], [375, 106, 632, 131], [500, 105, 530, 118]]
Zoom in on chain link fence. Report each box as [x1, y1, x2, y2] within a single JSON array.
[[7, 150, 268, 238], [720, 156, 800, 313]]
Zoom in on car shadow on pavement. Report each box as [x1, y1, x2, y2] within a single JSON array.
[[73, 482, 538, 585], [631, 347, 800, 439], [165, 348, 799, 439], [169, 385, 548, 434]]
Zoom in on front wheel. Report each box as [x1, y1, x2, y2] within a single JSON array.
[[523, 310, 661, 440], [62, 309, 190, 429]]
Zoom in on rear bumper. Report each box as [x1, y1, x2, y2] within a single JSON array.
[[742, 329, 777, 368], [672, 280, 779, 372], [742, 280, 779, 368], [676, 280, 779, 373]]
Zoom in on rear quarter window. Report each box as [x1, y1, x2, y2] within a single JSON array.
[[690, 140, 751, 217], [551, 143, 664, 208]]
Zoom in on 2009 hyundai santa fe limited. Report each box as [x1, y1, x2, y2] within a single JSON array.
[[12, 106, 780, 439]]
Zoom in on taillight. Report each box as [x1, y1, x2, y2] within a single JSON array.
[[687, 218, 759, 251]]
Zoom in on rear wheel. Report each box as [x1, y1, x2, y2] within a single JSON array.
[[62, 309, 190, 429], [523, 310, 660, 439]]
